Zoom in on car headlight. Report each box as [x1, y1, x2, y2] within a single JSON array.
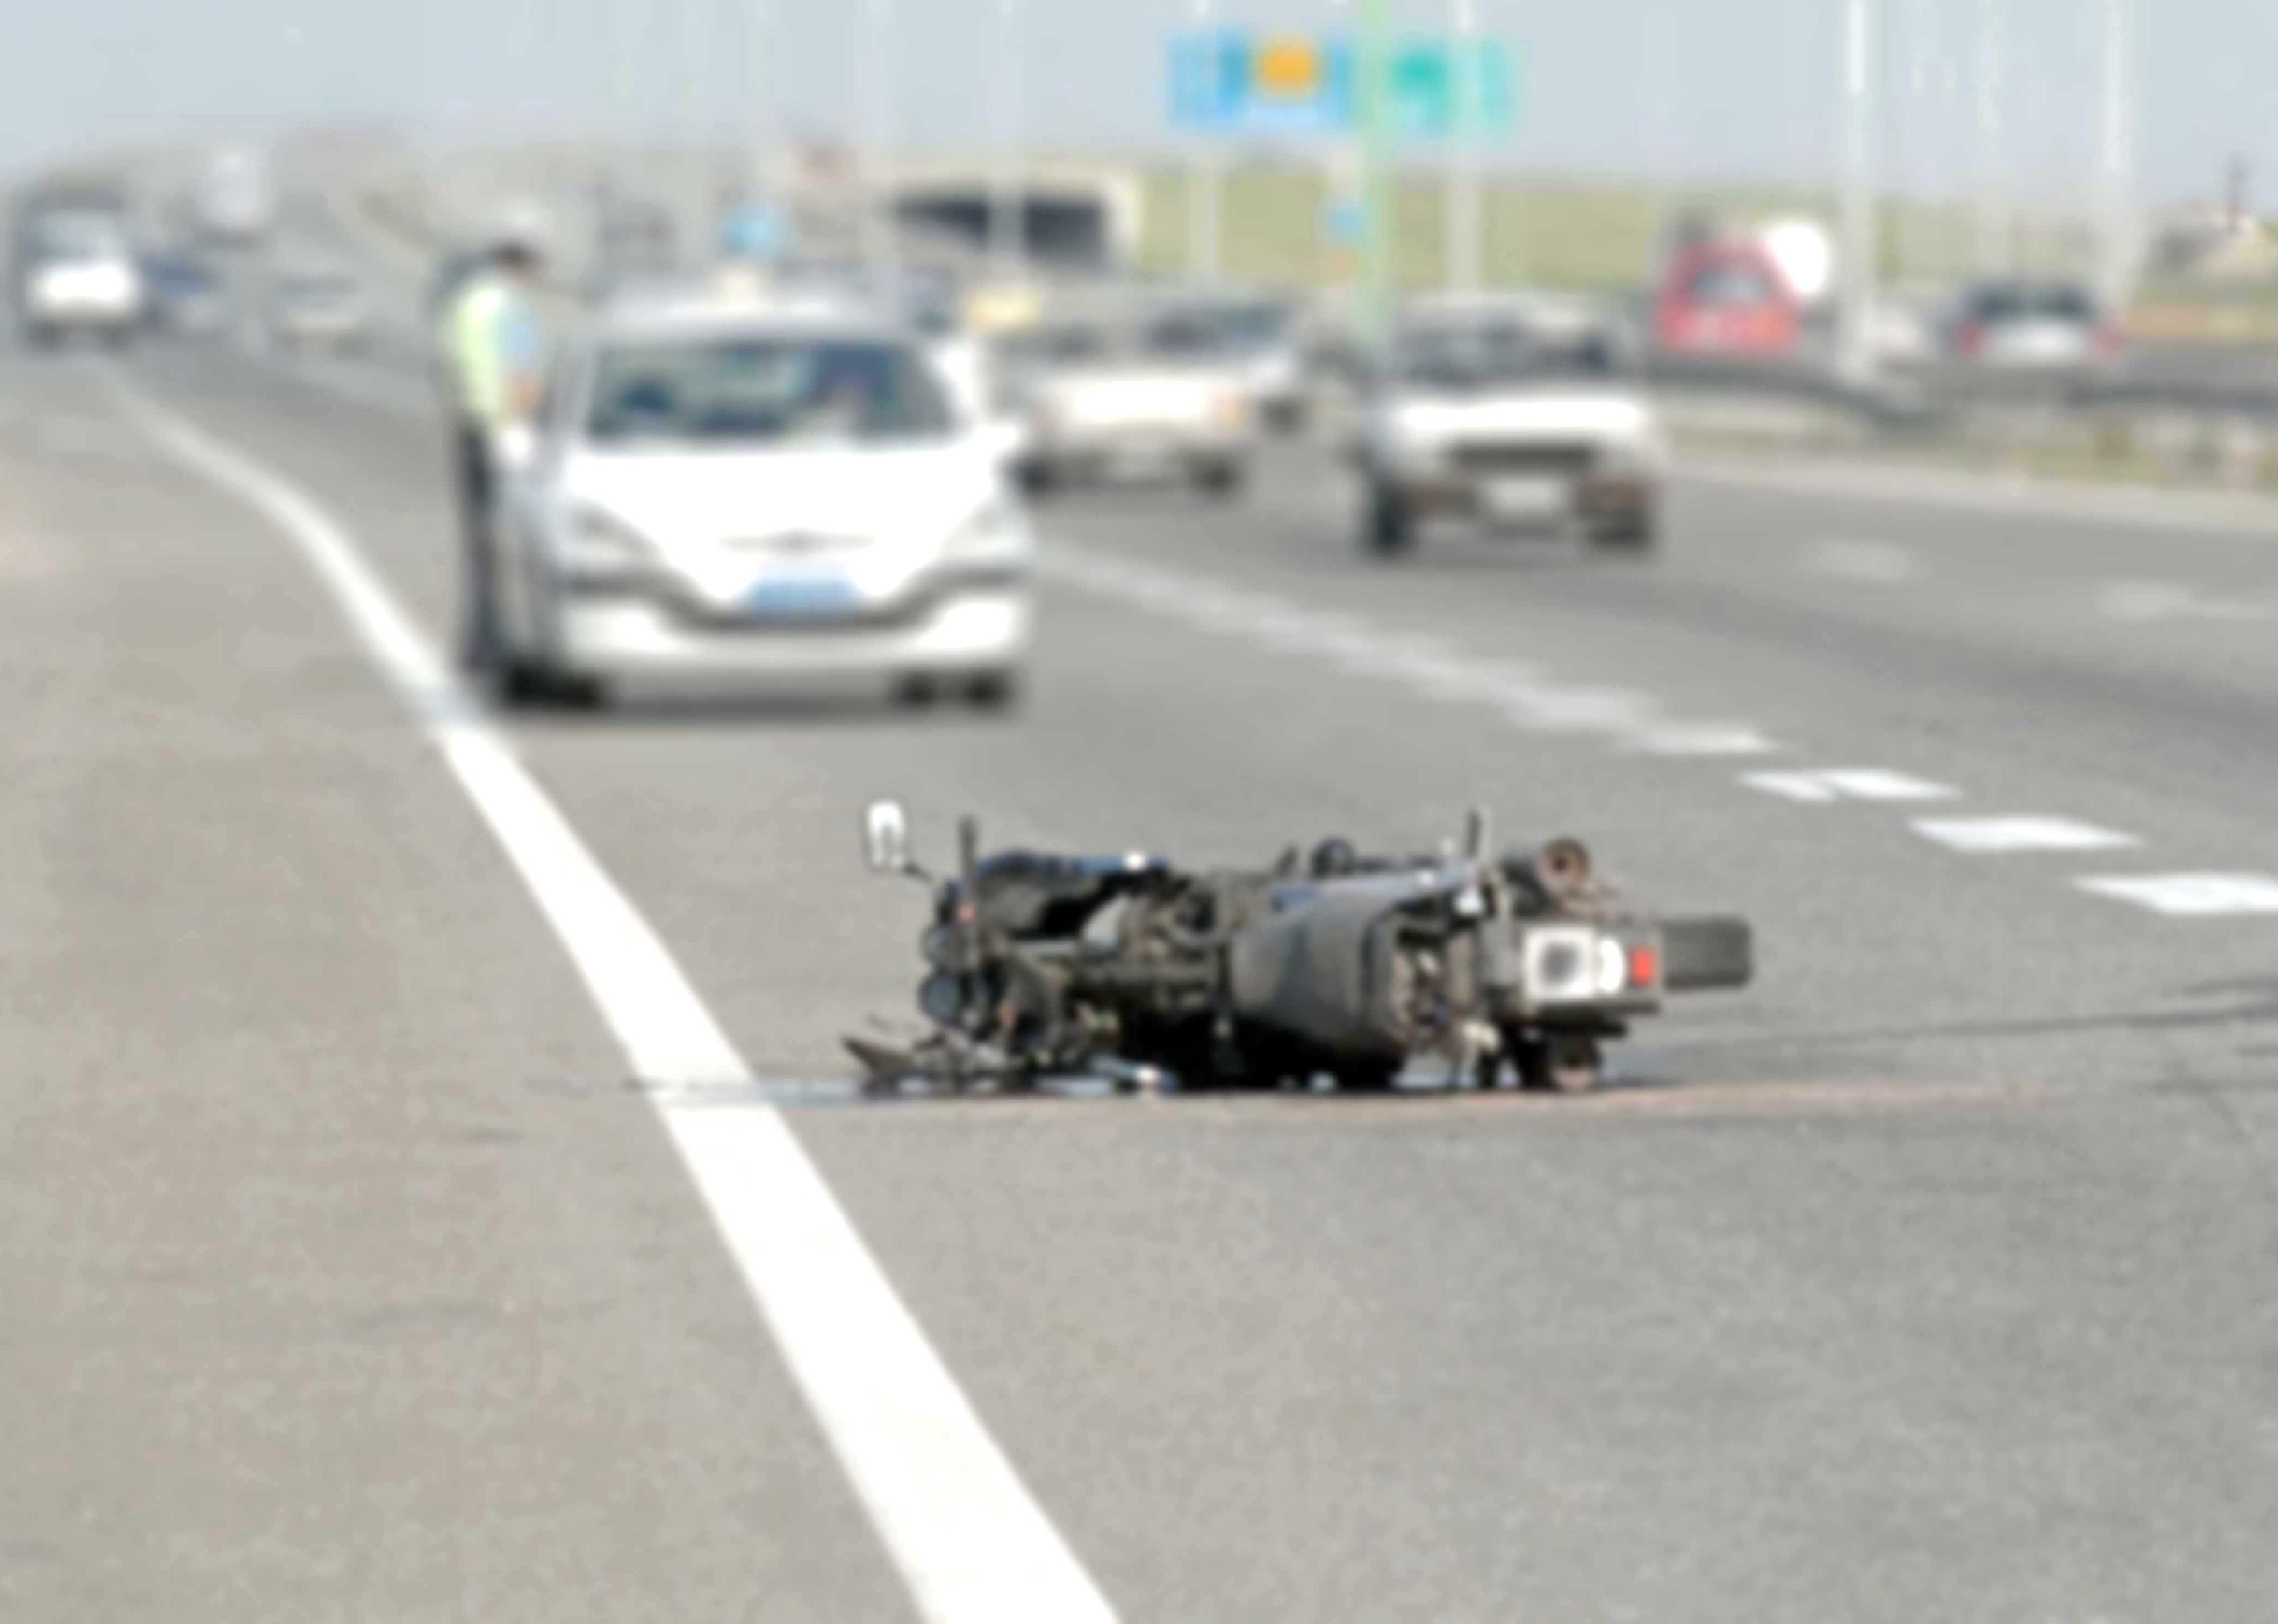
[[558, 504, 656, 582], [942, 495, 1028, 562]]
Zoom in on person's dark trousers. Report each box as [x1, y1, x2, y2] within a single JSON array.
[[453, 418, 503, 674]]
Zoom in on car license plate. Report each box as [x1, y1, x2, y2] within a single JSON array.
[[743, 570, 860, 619], [1483, 477, 1568, 520]]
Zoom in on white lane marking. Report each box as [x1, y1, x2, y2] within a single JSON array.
[[2076, 873, 2278, 917], [1912, 816, 2141, 855], [1628, 725, 1782, 758], [1743, 769, 1958, 804], [1038, 545, 1759, 754], [108, 376, 1118, 1624], [1804, 538, 1918, 585], [2096, 578, 2271, 625]]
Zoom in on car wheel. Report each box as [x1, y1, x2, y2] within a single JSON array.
[[1193, 459, 1247, 499], [965, 670, 1023, 712], [1365, 482, 1416, 557], [499, 655, 607, 712], [892, 674, 942, 709], [1588, 511, 1658, 554]]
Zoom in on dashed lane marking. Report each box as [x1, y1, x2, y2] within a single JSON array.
[[1743, 769, 1959, 804], [2076, 873, 2278, 917], [2097, 579, 2271, 625], [1628, 725, 1784, 758], [107, 371, 1120, 1624], [1912, 816, 2142, 855]]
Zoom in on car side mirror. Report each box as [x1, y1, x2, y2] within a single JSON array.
[[493, 422, 540, 476], [863, 800, 914, 875]]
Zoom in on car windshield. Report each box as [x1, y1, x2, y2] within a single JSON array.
[[1393, 322, 1622, 389], [32, 213, 127, 263], [1969, 283, 2096, 323], [587, 334, 956, 447], [1684, 261, 1777, 307], [1142, 304, 1288, 359]]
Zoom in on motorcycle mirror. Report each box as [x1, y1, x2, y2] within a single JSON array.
[[863, 801, 913, 875]]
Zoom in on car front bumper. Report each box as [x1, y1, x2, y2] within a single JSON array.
[[556, 578, 1031, 680], [1029, 423, 1251, 478], [1392, 465, 1659, 523]]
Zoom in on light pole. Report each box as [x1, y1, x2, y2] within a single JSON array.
[[1447, 0, 1483, 292], [1838, 0, 1877, 380], [1973, 0, 2007, 276], [856, 0, 900, 284], [747, 0, 775, 222], [1358, 0, 1396, 349], [2097, 0, 2135, 306], [990, 0, 1027, 281], [1190, 0, 1223, 284]]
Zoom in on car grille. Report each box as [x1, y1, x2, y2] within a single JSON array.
[[722, 532, 871, 559], [1448, 442, 1599, 476]]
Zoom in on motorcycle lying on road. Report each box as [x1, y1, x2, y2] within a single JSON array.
[[847, 803, 1753, 1096]]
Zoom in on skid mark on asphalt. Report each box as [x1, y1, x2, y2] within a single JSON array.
[[108, 372, 1121, 1624], [1912, 816, 2141, 855]]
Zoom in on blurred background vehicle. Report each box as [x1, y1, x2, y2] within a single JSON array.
[[11, 195, 146, 346], [1358, 295, 1662, 557], [1006, 292, 1259, 498], [267, 261, 372, 352], [495, 295, 1030, 709], [1941, 277, 2118, 372], [1652, 232, 1805, 358], [194, 146, 274, 245], [141, 250, 229, 338]]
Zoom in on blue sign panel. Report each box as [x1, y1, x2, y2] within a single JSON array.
[[1169, 31, 1518, 142]]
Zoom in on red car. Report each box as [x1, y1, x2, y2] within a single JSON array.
[[1654, 239, 1803, 357]]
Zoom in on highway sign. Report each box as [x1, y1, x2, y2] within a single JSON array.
[[1169, 30, 1518, 142]]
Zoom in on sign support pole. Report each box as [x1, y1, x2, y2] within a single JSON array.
[[1358, 0, 1396, 353]]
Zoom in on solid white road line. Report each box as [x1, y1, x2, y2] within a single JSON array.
[[1743, 769, 1958, 805], [107, 375, 1119, 1624], [2076, 873, 2278, 917], [1912, 816, 2141, 855]]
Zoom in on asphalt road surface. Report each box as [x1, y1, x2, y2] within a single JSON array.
[[6, 332, 2277, 1622]]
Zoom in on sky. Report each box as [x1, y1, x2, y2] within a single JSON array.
[[10, 0, 2275, 207]]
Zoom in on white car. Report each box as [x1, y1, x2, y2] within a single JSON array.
[[1357, 304, 1664, 557], [17, 214, 146, 344], [1006, 313, 1256, 498], [270, 267, 371, 351], [496, 300, 1032, 709]]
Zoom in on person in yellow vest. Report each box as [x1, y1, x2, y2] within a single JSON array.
[[442, 228, 546, 674]]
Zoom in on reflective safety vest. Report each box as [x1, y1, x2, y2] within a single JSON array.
[[446, 275, 538, 426]]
